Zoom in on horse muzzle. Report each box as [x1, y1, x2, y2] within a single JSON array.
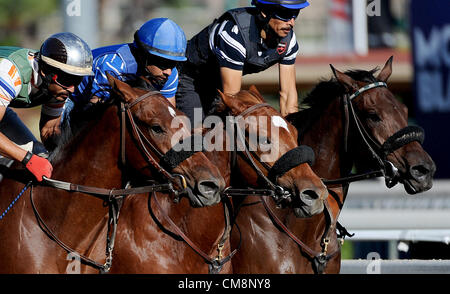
[[180, 178, 224, 208]]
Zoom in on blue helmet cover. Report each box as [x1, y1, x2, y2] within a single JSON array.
[[135, 18, 187, 62]]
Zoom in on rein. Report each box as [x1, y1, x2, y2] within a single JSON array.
[[28, 90, 231, 273], [238, 82, 424, 274], [221, 102, 344, 273], [260, 195, 344, 274], [149, 191, 240, 274], [223, 103, 315, 205], [321, 82, 425, 187]]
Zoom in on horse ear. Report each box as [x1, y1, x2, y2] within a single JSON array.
[[249, 85, 261, 96], [210, 90, 228, 114], [330, 64, 358, 92], [377, 56, 393, 82], [106, 72, 137, 103], [248, 85, 266, 103], [217, 90, 246, 115]]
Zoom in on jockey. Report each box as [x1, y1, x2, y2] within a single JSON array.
[[176, 0, 309, 127], [0, 33, 93, 182], [65, 18, 187, 122]]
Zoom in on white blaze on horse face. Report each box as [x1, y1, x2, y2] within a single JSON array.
[[272, 116, 290, 133], [170, 116, 192, 150], [168, 106, 177, 118]]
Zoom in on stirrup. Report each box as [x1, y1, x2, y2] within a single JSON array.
[[0, 155, 14, 184], [0, 155, 14, 168]]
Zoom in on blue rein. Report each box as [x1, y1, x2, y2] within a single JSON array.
[[0, 181, 32, 220]]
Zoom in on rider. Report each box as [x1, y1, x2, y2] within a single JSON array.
[[176, 0, 309, 127], [65, 18, 187, 122], [0, 32, 93, 182]]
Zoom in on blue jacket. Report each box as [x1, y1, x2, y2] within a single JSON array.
[[72, 43, 179, 104]]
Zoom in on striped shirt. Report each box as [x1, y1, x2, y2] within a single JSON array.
[[72, 44, 178, 105], [209, 19, 299, 71], [0, 55, 65, 116]]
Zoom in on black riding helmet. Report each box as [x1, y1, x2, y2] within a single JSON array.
[[252, 0, 310, 23]]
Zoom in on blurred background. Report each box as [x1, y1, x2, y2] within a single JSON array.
[[2, 0, 449, 273]]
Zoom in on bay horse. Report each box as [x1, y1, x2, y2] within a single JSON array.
[[230, 57, 436, 274], [90, 78, 326, 274], [0, 74, 228, 274], [206, 89, 328, 218]]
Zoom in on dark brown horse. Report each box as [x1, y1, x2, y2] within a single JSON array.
[[230, 57, 436, 273], [0, 75, 229, 273]]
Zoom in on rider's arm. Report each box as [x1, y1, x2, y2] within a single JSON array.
[[279, 34, 300, 116], [0, 60, 52, 181], [0, 60, 27, 160], [279, 63, 298, 116], [213, 20, 246, 96], [39, 100, 65, 143], [75, 53, 126, 106], [39, 114, 62, 143], [220, 67, 242, 96]]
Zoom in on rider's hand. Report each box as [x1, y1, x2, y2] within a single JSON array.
[[40, 115, 62, 143], [21, 152, 53, 182]]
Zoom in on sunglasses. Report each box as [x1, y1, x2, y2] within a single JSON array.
[[145, 54, 178, 71], [51, 71, 84, 89], [272, 8, 300, 22]]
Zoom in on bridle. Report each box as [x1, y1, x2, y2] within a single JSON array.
[[322, 81, 425, 187], [225, 84, 426, 274], [221, 103, 342, 273], [223, 103, 315, 205], [30, 90, 231, 273], [285, 81, 425, 273], [120, 91, 195, 195]]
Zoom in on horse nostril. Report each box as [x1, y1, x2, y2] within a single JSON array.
[[299, 189, 320, 205], [410, 164, 430, 179], [197, 180, 220, 198]]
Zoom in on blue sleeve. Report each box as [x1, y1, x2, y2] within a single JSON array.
[[72, 53, 126, 104], [159, 67, 179, 98]]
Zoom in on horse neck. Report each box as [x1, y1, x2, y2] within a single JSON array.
[[11, 106, 124, 264], [301, 96, 350, 229], [204, 128, 232, 185], [52, 105, 122, 187], [301, 97, 352, 181]]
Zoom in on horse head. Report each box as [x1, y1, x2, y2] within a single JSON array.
[[107, 74, 225, 207], [214, 87, 328, 218], [330, 57, 436, 194]]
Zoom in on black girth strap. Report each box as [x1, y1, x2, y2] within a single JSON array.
[[159, 135, 204, 171], [381, 126, 425, 157], [267, 145, 315, 182]]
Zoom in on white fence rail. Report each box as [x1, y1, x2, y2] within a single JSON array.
[[338, 179, 450, 273], [341, 260, 450, 274], [338, 179, 450, 242]]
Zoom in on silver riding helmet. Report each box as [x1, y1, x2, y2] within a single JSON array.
[[39, 32, 94, 76]]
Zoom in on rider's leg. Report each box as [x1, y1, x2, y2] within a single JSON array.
[[0, 108, 47, 156], [175, 73, 204, 129]]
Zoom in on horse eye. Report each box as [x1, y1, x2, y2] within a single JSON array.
[[366, 111, 381, 122], [150, 125, 165, 134]]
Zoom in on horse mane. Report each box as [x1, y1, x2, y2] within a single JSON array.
[[208, 87, 267, 117], [49, 74, 156, 163], [286, 68, 379, 137]]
